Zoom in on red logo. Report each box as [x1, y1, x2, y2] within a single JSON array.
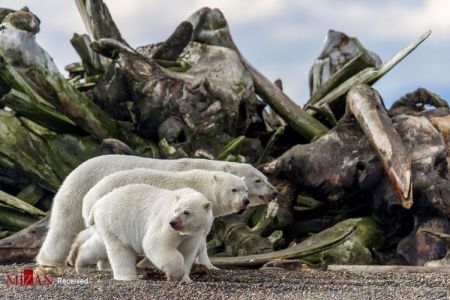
[[4, 269, 53, 286]]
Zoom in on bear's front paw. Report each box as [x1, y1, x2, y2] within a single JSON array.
[[192, 263, 219, 274], [180, 275, 192, 284], [206, 264, 220, 271]]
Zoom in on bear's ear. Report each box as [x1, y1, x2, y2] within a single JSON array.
[[203, 202, 211, 210], [175, 195, 181, 201], [212, 175, 220, 183], [223, 164, 231, 173]]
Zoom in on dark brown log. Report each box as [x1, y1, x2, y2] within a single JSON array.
[[0, 216, 48, 264], [153, 21, 193, 61], [0, 248, 39, 264], [0, 216, 48, 248], [390, 88, 449, 116], [397, 216, 450, 266], [93, 37, 260, 156], [262, 115, 381, 204], [188, 7, 330, 141]]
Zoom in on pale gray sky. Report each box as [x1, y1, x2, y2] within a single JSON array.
[[2, 0, 449, 106]]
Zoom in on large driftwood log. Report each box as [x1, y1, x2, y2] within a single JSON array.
[[91, 37, 264, 157], [305, 31, 431, 121], [0, 110, 99, 191], [390, 88, 449, 116], [1, 89, 81, 134], [0, 8, 131, 143], [307, 30, 381, 106], [211, 217, 379, 267], [397, 216, 450, 265], [0, 216, 48, 264], [347, 85, 412, 208], [187, 7, 329, 141]]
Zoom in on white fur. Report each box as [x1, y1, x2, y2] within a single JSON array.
[[79, 184, 213, 282], [37, 155, 275, 267], [70, 169, 247, 270], [83, 169, 248, 222]]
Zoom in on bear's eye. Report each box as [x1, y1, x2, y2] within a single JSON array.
[[183, 210, 190, 216], [255, 179, 262, 183], [232, 188, 237, 193]]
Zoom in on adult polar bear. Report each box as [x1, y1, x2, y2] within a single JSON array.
[[86, 185, 214, 282], [37, 155, 278, 267]]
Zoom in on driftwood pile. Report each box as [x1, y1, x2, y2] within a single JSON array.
[[1, 2, 449, 269]]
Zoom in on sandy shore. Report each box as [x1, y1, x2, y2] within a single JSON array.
[[0, 263, 449, 299]]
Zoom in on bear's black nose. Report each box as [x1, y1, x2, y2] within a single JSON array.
[[272, 189, 279, 198], [243, 198, 250, 207], [169, 220, 177, 228]]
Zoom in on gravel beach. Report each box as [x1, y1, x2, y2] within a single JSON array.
[[0, 263, 449, 299]]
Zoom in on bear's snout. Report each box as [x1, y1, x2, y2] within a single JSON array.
[[169, 217, 183, 231], [259, 188, 279, 202], [241, 196, 250, 208], [271, 188, 279, 199]]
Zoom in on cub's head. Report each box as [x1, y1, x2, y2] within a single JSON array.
[[225, 164, 278, 205], [211, 173, 249, 216], [169, 189, 213, 236]]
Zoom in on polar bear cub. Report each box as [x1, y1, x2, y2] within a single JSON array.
[[86, 184, 213, 282]]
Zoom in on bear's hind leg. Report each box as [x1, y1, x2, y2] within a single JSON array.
[[67, 228, 94, 267], [75, 233, 107, 274], [37, 210, 84, 267]]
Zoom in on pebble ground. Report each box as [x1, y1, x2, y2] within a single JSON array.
[[0, 263, 449, 299]]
